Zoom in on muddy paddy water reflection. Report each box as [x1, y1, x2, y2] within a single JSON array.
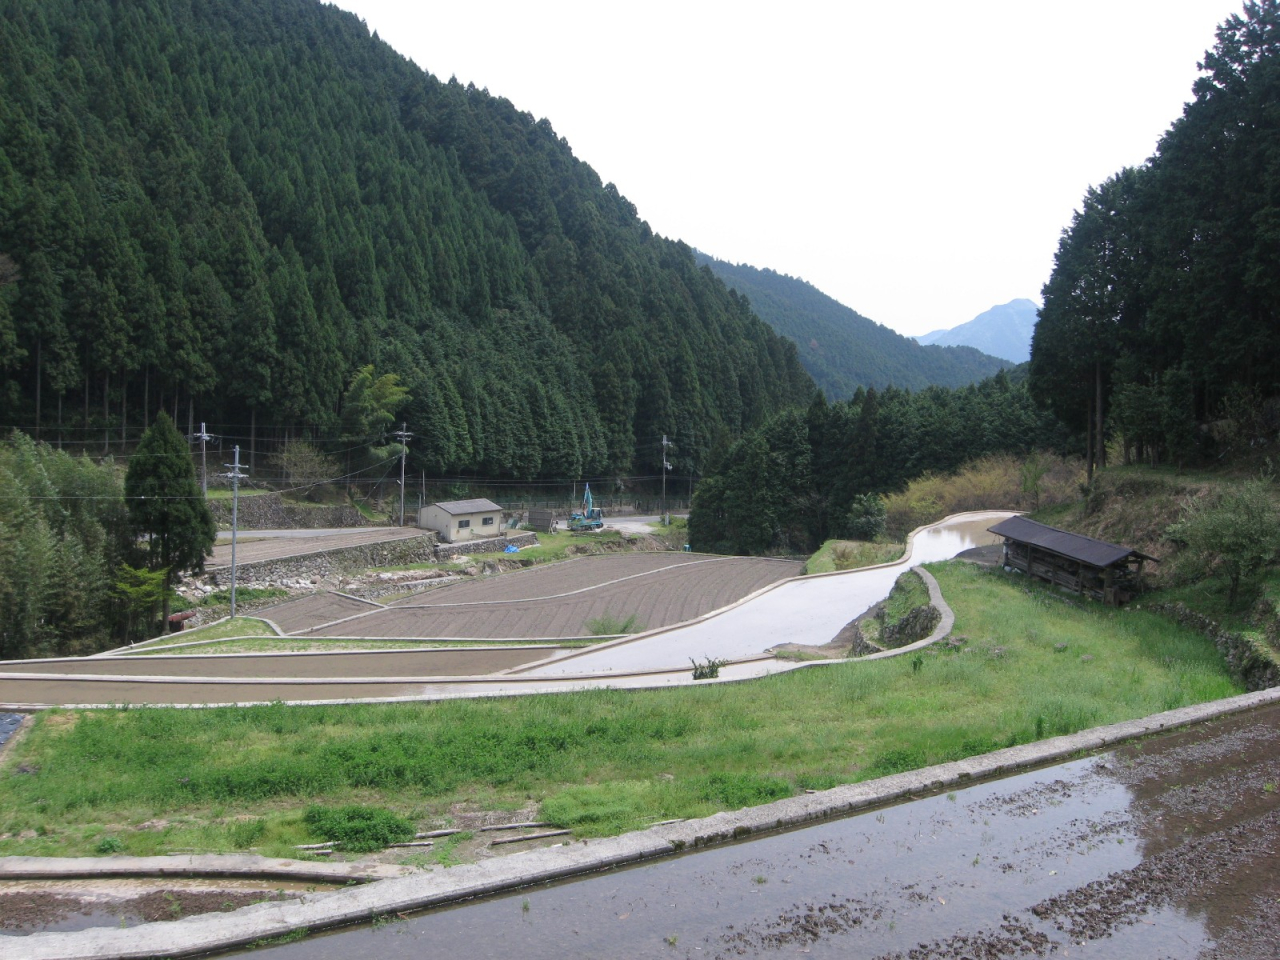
[[239, 705, 1280, 960], [524, 512, 1010, 676]]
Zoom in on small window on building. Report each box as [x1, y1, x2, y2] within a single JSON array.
[[482, 516, 495, 526], [458, 519, 471, 529]]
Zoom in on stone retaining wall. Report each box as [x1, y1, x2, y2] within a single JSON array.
[[206, 533, 438, 587], [1145, 601, 1280, 691], [207, 492, 373, 530], [434, 532, 539, 560], [881, 603, 943, 648]]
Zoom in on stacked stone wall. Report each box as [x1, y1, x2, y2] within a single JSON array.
[[1146, 601, 1280, 691], [433, 532, 539, 560], [206, 533, 437, 587], [880, 604, 943, 649]]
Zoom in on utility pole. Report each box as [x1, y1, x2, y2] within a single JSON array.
[[661, 434, 673, 524], [222, 446, 247, 618], [193, 422, 214, 497], [392, 422, 413, 527]]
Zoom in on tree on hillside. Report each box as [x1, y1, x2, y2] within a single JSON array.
[[339, 364, 411, 474], [1167, 479, 1280, 605], [1031, 169, 1148, 482], [124, 413, 216, 623]]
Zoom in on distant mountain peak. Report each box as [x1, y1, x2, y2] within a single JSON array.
[[915, 299, 1038, 364]]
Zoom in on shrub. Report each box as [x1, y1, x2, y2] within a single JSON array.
[[842, 494, 886, 541], [302, 805, 415, 852], [691, 657, 726, 679], [1167, 479, 1280, 605]]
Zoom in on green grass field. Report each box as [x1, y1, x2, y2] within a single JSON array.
[[0, 562, 1240, 859]]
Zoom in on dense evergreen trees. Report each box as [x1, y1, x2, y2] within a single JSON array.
[[123, 413, 216, 621], [689, 372, 1066, 555], [1031, 1, 1280, 470], [0, 0, 811, 479]]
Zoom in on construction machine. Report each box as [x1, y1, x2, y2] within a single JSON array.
[[568, 483, 604, 531]]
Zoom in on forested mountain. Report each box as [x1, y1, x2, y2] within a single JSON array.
[[1031, 1, 1280, 477], [916, 299, 1038, 364], [695, 252, 1011, 400], [0, 0, 813, 481]]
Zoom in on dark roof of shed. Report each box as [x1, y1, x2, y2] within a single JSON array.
[[432, 498, 503, 515], [988, 516, 1157, 567]]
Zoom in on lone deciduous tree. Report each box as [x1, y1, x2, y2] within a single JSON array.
[[1168, 479, 1280, 605], [124, 413, 216, 623]]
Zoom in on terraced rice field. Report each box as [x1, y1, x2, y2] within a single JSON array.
[[296, 554, 801, 640]]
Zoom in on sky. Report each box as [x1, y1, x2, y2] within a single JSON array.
[[332, 0, 1235, 337]]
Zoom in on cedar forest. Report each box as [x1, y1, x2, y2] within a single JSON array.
[[2, 0, 1279, 655]]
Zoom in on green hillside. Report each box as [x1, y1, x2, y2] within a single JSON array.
[[0, 0, 813, 479], [696, 252, 1010, 399]]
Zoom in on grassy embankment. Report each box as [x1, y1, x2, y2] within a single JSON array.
[[122, 618, 279, 651], [882, 452, 1084, 539], [805, 539, 902, 574], [0, 561, 1238, 859]]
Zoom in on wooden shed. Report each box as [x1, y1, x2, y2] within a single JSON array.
[[988, 516, 1156, 606]]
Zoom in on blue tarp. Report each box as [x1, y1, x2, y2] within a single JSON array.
[[503, 544, 519, 553]]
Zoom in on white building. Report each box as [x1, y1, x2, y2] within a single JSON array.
[[419, 498, 504, 543]]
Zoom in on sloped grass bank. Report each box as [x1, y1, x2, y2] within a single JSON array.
[[0, 563, 1239, 857], [805, 539, 902, 574]]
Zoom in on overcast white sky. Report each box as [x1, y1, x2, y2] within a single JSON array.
[[332, 0, 1234, 337]]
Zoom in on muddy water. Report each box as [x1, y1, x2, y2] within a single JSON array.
[[236, 704, 1280, 960], [525, 511, 1012, 675]]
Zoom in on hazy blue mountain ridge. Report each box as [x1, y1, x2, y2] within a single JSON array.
[[916, 299, 1039, 364]]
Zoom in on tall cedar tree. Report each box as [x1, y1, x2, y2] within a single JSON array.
[[124, 413, 216, 622], [1030, 1, 1280, 466]]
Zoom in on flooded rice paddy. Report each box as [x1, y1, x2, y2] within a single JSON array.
[[233, 703, 1280, 960]]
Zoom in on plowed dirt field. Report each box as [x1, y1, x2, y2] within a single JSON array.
[[301, 554, 801, 639]]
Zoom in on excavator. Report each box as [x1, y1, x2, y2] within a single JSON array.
[[568, 483, 604, 531]]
